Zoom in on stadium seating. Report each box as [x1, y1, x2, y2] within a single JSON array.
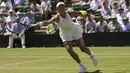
[[3, 13, 9, 17], [72, 4, 91, 11], [17, 6, 30, 13], [82, 4, 91, 11], [33, 12, 44, 23], [72, 4, 82, 11]]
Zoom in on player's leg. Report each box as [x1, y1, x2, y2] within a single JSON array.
[[76, 37, 97, 66], [63, 41, 86, 72]]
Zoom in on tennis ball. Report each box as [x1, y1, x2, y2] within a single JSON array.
[[82, 11, 87, 16]]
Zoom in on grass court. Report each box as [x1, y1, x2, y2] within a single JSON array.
[[0, 47, 130, 73]]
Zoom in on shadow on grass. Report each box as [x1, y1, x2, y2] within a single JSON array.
[[84, 70, 102, 73]]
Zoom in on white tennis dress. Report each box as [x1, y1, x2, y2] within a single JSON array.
[[57, 12, 82, 42]]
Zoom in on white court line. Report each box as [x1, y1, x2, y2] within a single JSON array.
[[1, 55, 130, 57], [0, 56, 63, 67], [0, 67, 129, 71]]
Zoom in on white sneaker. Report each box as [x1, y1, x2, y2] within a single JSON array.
[[79, 63, 87, 73], [22, 45, 26, 48], [7, 46, 12, 48], [90, 53, 98, 66]]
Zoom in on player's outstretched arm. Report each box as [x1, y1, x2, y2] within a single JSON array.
[[37, 15, 59, 26]]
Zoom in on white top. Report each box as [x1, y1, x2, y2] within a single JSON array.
[[0, 1, 12, 12], [85, 20, 96, 32], [127, 11, 130, 22], [6, 15, 17, 23], [96, 21, 107, 32], [57, 12, 82, 35], [116, 12, 126, 26], [90, 0, 102, 11]]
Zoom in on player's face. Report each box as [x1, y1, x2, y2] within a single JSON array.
[[57, 5, 66, 13]]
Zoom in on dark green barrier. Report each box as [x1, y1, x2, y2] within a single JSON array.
[[0, 32, 130, 48]]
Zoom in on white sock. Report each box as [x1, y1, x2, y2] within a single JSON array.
[[90, 52, 94, 58], [79, 62, 85, 66]]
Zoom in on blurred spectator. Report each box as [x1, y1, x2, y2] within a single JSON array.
[[100, 1, 111, 18], [22, 11, 35, 25], [107, 17, 122, 32], [16, 11, 24, 23], [0, 12, 6, 34], [6, 9, 16, 24], [126, 8, 130, 22], [85, 15, 96, 33], [30, 1, 42, 13], [46, 22, 59, 34], [7, 17, 26, 48], [90, 0, 102, 11], [123, 18, 130, 32], [41, 0, 52, 20], [14, 0, 24, 6], [0, 0, 12, 12], [96, 15, 107, 32], [75, 16, 86, 33], [22, 11, 35, 32], [116, 8, 126, 23], [111, 1, 120, 17], [116, 8, 127, 32], [110, 0, 127, 9]]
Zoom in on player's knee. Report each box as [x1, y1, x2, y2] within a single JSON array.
[[80, 46, 86, 52]]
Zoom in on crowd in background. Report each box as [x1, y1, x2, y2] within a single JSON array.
[[71, 0, 130, 33], [0, 0, 130, 48]]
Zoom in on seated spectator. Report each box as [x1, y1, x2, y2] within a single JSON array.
[[41, 0, 51, 20], [116, 8, 126, 24], [22, 11, 35, 25], [30, 1, 42, 13], [116, 8, 127, 32], [110, 0, 127, 10], [22, 11, 35, 32], [100, 1, 111, 19], [14, 0, 25, 6], [90, 0, 102, 11], [111, 1, 120, 17], [7, 17, 26, 48], [107, 17, 122, 32], [46, 22, 59, 34], [5, 10, 16, 35], [6, 9, 16, 24], [85, 15, 96, 33], [75, 16, 86, 33], [123, 18, 130, 32], [96, 15, 107, 32], [126, 8, 130, 22], [16, 11, 24, 23], [0, 12, 6, 34], [0, 0, 12, 12]]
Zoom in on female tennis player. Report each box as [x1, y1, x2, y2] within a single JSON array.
[[38, 2, 97, 72]]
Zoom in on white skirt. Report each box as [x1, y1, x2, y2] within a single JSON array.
[[59, 26, 83, 42]]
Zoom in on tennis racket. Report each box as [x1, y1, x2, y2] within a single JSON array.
[[5, 23, 34, 35]]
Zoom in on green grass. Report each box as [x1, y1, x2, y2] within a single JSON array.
[[0, 47, 130, 73]]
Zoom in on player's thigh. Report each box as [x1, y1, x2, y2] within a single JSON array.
[[63, 41, 73, 51], [76, 37, 86, 48]]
